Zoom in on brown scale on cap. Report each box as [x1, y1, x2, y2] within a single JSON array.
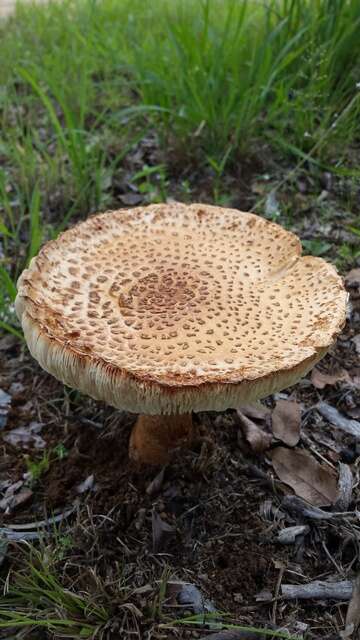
[[16, 203, 347, 464]]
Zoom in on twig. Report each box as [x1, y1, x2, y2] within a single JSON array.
[[282, 579, 353, 601]]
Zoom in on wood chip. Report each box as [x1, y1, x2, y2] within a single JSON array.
[[271, 447, 338, 507], [317, 403, 360, 439], [272, 400, 301, 446], [236, 411, 272, 454], [282, 579, 353, 601]]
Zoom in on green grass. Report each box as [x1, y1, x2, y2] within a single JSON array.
[[0, 0, 360, 338]]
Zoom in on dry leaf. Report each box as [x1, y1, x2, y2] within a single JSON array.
[[236, 411, 272, 454], [238, 404, 271, 421], [311, 367, 351, 389], [271, 447, 338, 507], [272, 400, 301, 446]]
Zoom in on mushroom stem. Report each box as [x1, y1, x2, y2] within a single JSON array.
[[129, 413, 193, 465]]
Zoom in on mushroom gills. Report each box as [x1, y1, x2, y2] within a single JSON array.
[[129, 413, 193, 465]]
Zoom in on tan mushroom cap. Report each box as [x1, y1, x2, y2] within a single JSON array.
[[16, 203, 347, 414]]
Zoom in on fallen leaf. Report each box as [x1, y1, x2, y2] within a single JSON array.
[[0, 388, 11, 430], [271, 400, 301, 447], [236, 411, 272, 454], [271, 447, 338, 507], [3, 422, 45, 449], [342, 574, 360, 639], [152, 510, 175, 553], [237, 403, 271, 421], [311, 367, 351, 389]]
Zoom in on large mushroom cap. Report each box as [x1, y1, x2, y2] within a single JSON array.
[[16, 203, 347, 414]]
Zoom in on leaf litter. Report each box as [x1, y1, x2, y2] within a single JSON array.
[[270, 447, 338, 506]]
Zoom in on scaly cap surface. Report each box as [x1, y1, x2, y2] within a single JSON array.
[[16, 203, 347, 413]]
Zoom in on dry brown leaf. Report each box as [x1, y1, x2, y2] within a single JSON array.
[[236, 411, 272, 454], [272, 400, 301, 447], [238, 404, 271, 421], [311, 367, 351, 389], [270, 447, 338, 507]]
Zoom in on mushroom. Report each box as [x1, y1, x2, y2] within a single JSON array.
[[15, 203, 347, 465]]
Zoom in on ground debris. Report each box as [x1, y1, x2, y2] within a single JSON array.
[[282, 579, 353, 600], [236, 410, 272, 454], [270, 447, 338, 506], [311, 367, 351, 389], [0, 481, 33, 513], [0, 388, 11, 429], [166, 581, 215, 614], [271, 399, 301, 446], [3, 421, 45, 449], [281, 495, 339, 520], [334, 463, 353, 511], [76, 474, 96, 494], [152, 509, 175, 553], [317, 402, 360, 438], [342, 574, 360, 638], [146, 467, 165, 496], [277, 525, 309, 545]]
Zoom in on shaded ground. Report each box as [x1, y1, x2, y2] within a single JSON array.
[[0, 264, 359, 638]]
